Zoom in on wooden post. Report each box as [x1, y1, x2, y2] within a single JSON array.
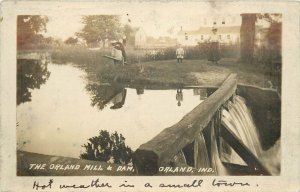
[[194, 132, 210, 169], [220, 124, 271, 175]]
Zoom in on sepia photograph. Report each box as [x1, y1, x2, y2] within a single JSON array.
[[1, 1, 300, 191], [16, 12, 281, 176]]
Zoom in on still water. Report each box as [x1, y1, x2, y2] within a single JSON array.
[[17, 63, 206, 158]]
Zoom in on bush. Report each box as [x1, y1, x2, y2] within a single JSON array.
[[80, 130, 132, 165], [50, 43, 241, 65]]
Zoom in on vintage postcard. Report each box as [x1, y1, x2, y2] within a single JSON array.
[[0, 0, 300, 191]]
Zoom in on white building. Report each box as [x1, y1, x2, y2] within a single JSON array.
[[200, 15, 241, 27], [177, 15, 242, 46], [177, 26, 240, 46]]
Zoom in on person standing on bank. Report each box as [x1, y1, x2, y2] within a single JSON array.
[[176, 44, 185, 63], [111, 40, 123, 65], [111, 40, 127, 65], [208, 27, 221, 64]]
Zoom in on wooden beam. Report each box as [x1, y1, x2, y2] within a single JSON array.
[[194, 132, 210, 169], [133, 74, 237, 175], [220, 124, 271, 175]]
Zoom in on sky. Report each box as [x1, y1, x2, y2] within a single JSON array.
[[45, 13, 238, 40], [45, 14, 82, 40], [43, 3, 270, 40], [42, 3, 228, 40], [44, 13, 214, 40]]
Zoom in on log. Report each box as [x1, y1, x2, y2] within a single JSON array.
[[133, 73, 237, 175]]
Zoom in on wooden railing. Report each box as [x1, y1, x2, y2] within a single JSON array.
[[133, 74, 270, 176]]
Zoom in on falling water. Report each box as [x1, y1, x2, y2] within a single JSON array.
[[220, 95, 263, 164], [208, 95, 280, 175]]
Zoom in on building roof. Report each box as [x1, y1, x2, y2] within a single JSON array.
[[178, 26, 241, 35]]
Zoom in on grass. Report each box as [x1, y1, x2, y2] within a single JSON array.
[[95, 58, 280, 89], [23, 46, 280, 89]]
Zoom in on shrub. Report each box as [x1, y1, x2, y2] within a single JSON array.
[[80, 130, 132, 165]]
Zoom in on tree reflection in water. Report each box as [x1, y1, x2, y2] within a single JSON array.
[[17, 59, 50, 105], [86, 83, 127, 110], [80, 130, 132, 165]]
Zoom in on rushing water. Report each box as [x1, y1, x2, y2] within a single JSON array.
[[203, 96, 265, 175], [219, 96, 263, 166], [17, 63, 207, 158]]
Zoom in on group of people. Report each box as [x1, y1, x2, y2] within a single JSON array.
[[175, 27, 221, 64], [110, 27, 221, 65]]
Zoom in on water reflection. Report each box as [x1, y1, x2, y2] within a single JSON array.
[[17, 63, 204, 158], [136, 86, 145, 95], [193, 88, 208, 100], [176, 89, 183, 107], [17, 59, 50, 105], [86, 83, 126, 110]]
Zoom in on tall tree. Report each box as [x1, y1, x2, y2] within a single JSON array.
[[17, 15, 49, 49], [76, 15, 122, 47], [123, 24, 135, 47], [240, 14, 257, 63], [240, 13, 282, 64], [258, 14, 282, 54]]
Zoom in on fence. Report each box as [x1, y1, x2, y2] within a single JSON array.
[[133, 74, 270, 176]]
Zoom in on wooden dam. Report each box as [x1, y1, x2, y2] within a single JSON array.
[[133, 74, 271, 176]]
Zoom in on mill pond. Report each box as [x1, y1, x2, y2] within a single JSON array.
[[17, 61, 209, 158], [17, 57, 281, 176]]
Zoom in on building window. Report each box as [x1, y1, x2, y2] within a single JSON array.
[[219, 35, 222, 40], [213, 21, 216, 25], [201, 35, 204, 40], [222, 18, 225, 24], [227, 34, 230, 39], [185, 33, 188, 40]]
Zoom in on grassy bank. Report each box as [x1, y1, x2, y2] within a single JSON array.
[[25, 47, 280, 90], [95, 58, 280, 90]]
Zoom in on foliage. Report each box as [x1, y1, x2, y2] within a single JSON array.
[[85, 83, 125, 110], [123, 24, 134, 39], [123, 24, 135, 47], [64, 37, 78, 45], [257, 13, 282, 51], [80, 130, 132, 165], [257, 13, 282, 24], [76, 15, 122, 46], [17, 15, 49, 49], [17, 59, 51, 105], [139, 44, 239, 61], [51, 43, 240, 67]]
